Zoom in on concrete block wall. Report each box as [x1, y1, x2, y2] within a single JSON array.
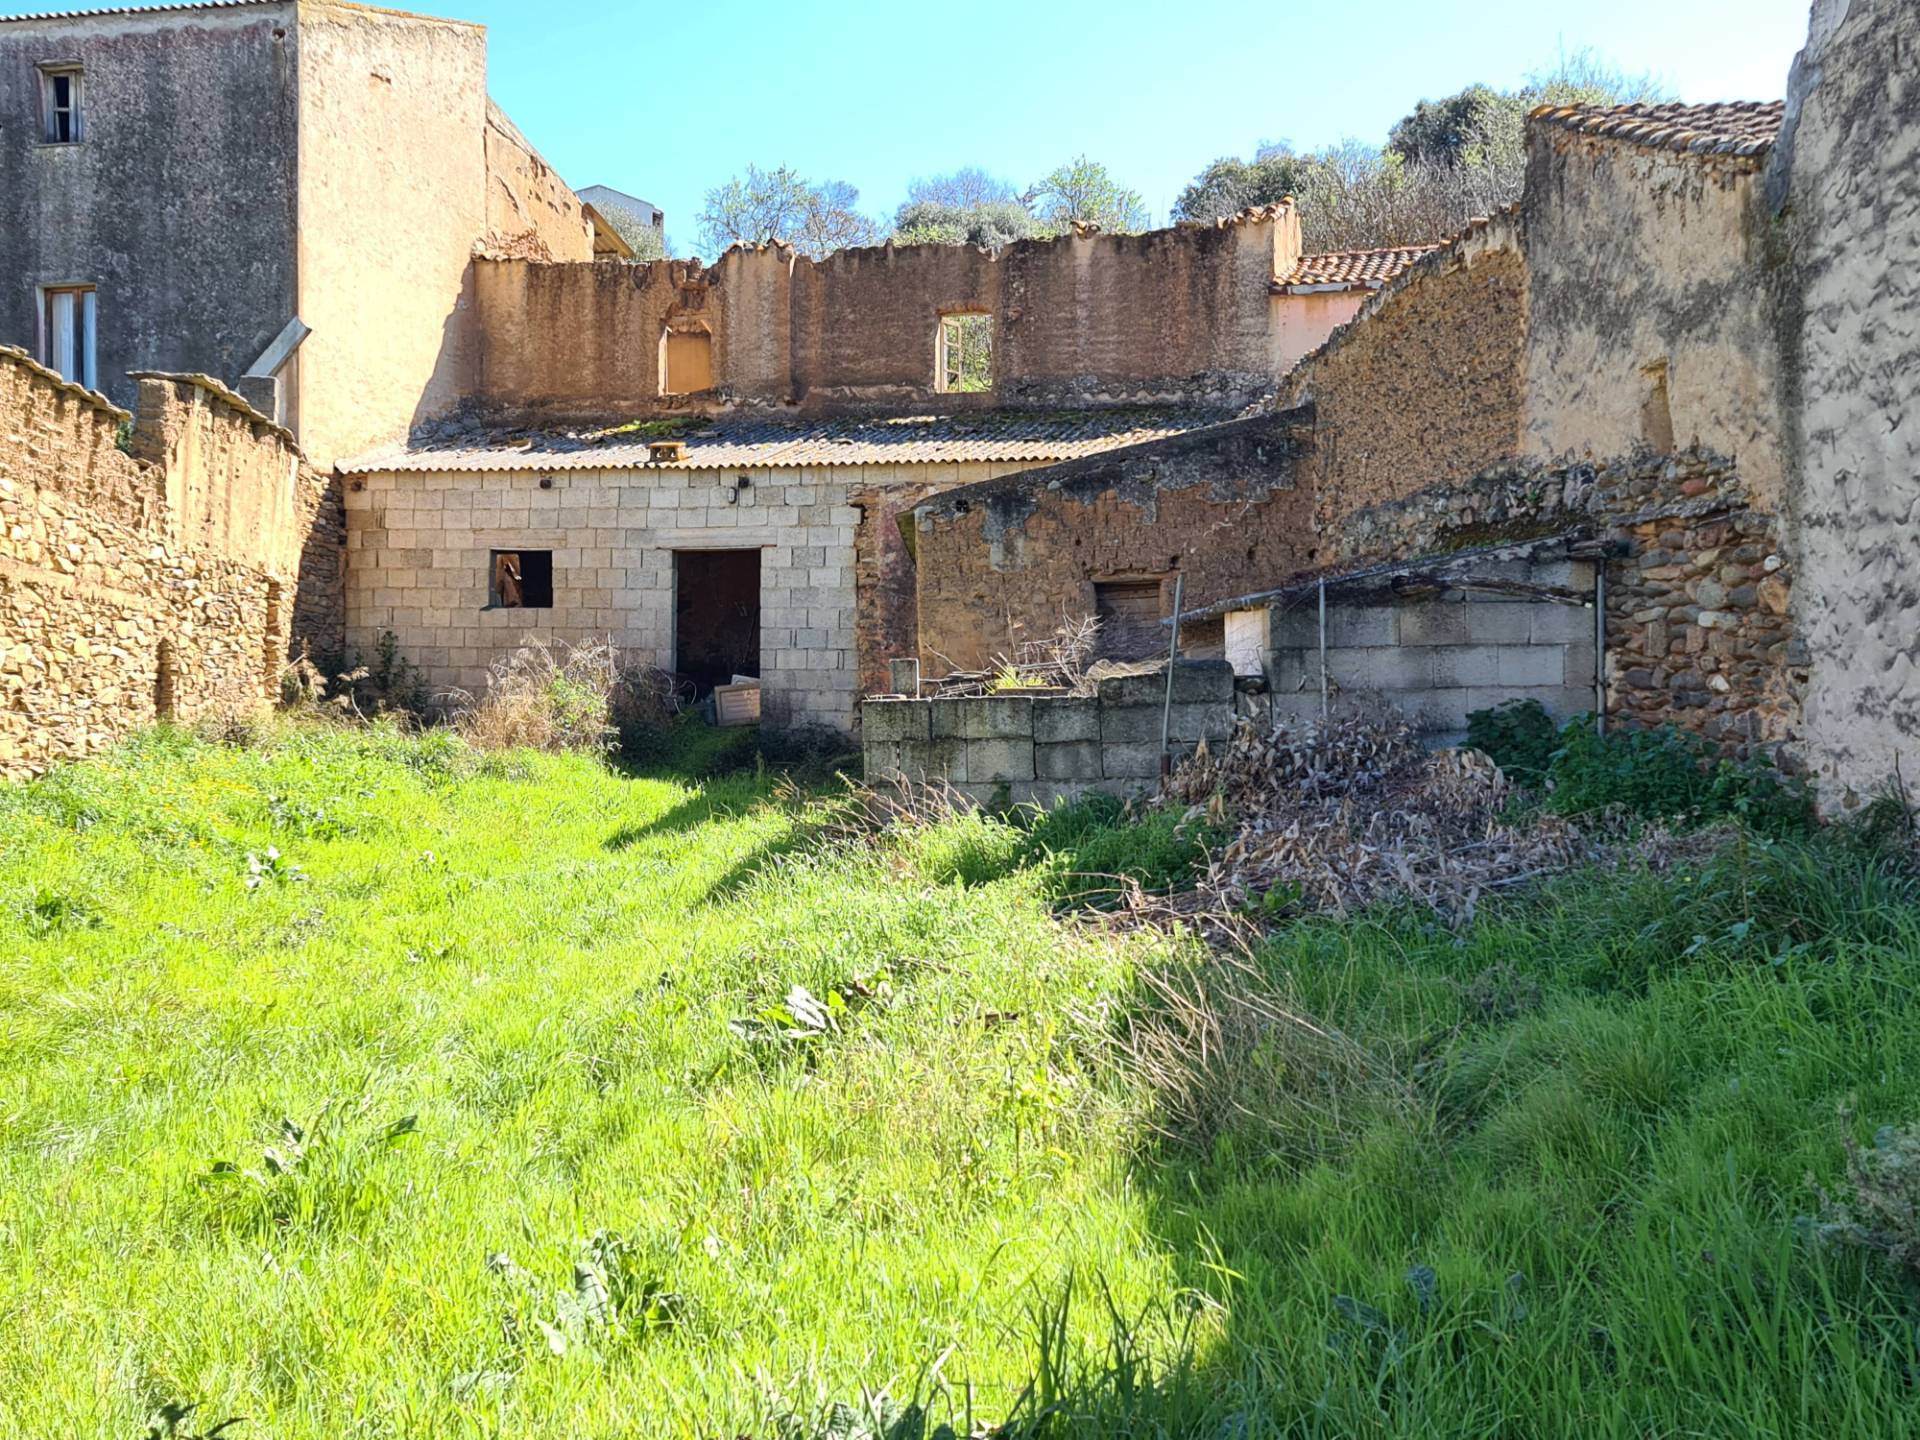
[[1264, 562, 1598, 738], [862, 659, 1236, 806]]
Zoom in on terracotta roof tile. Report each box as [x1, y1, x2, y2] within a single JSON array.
[[1274, 245, 1442, 292], [1528, 100, 1784, 160], [337, 407, 1245, 476]]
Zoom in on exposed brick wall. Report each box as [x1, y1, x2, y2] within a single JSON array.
[[0, 349, 339, 778], [910, 415, 1315, 677]]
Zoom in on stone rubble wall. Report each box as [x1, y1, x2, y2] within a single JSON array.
[[1315, 448, 1798, 753], [0, 348, 341, 779], [861, 660, 1238, 806]]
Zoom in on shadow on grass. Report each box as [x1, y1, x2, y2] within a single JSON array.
[[948, 834, 1920, 1438]]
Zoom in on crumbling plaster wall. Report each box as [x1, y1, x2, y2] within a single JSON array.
[[1, 348, 338, 778], [482, 99, 591, 262], [1521, 130, 1787, 508], [468, 210, 1297, 421], [910, 415, 1315, 677], [1280, 218, 1530, 534], [1777, 0, 1920, 806], [0, 3, 301, 415], [293, 0, 489, 467], [342, 458, 1031, 732]]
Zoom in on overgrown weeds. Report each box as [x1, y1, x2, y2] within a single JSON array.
[[449, 636, 678, 754]]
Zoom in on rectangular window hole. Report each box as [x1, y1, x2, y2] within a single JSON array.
[[490, 549, 553, 608]]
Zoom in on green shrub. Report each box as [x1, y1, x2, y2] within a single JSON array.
[[1466, 697, 1559, 783], [1462, 701, 1813, 837]]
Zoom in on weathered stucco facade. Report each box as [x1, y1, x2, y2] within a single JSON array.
[[0, 346, 342, 778], [464, 205, 1400, 422], [1776, 0, 1920, 807], [0, 2, 301, 418], [0, 0, 591, 470]]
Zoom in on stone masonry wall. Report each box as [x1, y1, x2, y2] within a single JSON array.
[[1282, 216, 1529, 529], [862, 660, 1237, 806], [1, 347, 336, 778], [910, 414, 1315, 678]]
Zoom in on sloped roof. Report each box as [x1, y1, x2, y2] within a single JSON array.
[[1275, 245, 1444, 293], [1528, 101, 1785, 159], [579, 185, 664, 251], [2, 0, 278, 21], [338, 407, 1244, 475]]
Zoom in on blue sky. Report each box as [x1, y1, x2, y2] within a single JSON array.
[[9, 0, 1813, 249], [465, 0, 1810, 249]]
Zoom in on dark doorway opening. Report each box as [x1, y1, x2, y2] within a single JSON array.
[[674, 549, 761, 695]]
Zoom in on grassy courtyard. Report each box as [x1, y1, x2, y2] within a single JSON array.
[[4, 722, 1920, 1437]]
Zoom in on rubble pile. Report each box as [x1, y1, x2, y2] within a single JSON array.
[[1161, 706, 1587, 920]]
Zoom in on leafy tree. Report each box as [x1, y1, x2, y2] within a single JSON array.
[[1028, 155, 1150, 233], [1174, 48, 1672, 252], [696, 165, 879, 259], [903, 167, 1021, 210], [1173, 149, 1317, 224], [891, 199, 1037, 250]]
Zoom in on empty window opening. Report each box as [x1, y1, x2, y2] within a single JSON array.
[[674, 549, 760, 696], [490, 549, 553, 609], [1641, 359, 1675, 453], [661, 327, 713, 396], [937, 313, 992, 393], [41, 285, 96, 389], [1094, 577, 1167, 661], [39, 66, 81, 143]]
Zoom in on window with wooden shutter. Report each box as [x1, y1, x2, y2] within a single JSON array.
[[1094, 578, 1167, 661]]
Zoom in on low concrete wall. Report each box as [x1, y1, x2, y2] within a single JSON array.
[[862, 659, 1237, 806], [1263, 563, 1598, 740]]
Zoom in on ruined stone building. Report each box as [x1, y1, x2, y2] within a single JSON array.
[[0, 0, 591, 468], [4, 0, 1915, 805], [335, 202, 1420, 729], [895, 0, 1919, 807]]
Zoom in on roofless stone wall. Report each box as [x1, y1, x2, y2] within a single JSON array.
[[0, 348, 342, 778], [469, 208, 1296, 422]]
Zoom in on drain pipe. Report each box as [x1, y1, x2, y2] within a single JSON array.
[[1158, 572, 1185, 779], [1593, 565, 1608, 737], [1317, 579, 1330, 722]]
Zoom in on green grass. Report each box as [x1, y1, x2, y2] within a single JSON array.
[[3, 722, 1920, 1437]]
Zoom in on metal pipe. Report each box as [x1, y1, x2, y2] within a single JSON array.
[[1318, 579, 1330, 722], [1594, 565, 1608, 736], [1159, 572, 1185, 778]]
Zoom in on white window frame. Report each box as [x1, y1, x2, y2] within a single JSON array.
[[41, 285, 98, 391], [38, 64, 83, 144]]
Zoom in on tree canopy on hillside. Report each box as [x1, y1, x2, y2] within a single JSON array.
[[696, 165, 879, 259], [1174, 49, 1671, 252]]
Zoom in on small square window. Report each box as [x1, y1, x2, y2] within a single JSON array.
[[490, 549, 553, 609], [41, 285, 97, 389], [39, 66, 82, 144]]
